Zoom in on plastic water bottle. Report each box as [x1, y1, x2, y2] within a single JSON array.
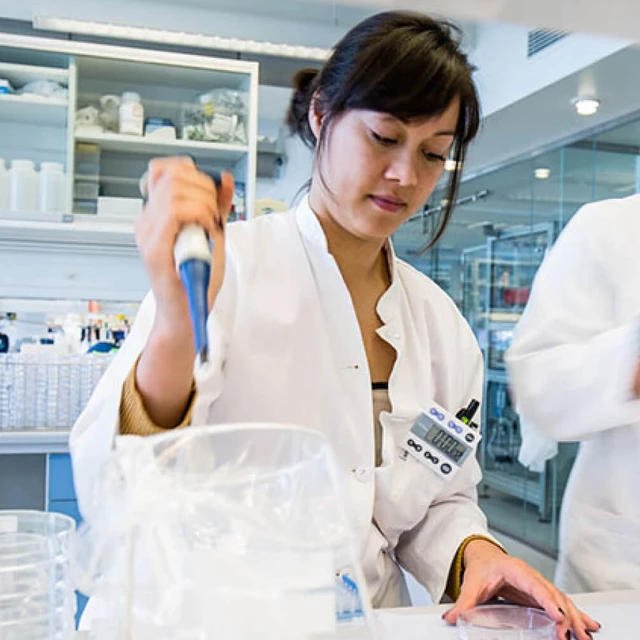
[[119, 91, 144, 136], [39, 162, 65, 213], [9, 159, 38, 212], [0, 158, 9, 209]]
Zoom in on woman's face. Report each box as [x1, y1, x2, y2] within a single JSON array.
[[309, 99, 460, 243]]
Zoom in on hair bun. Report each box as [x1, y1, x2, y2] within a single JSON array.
[[286, 67, 321, 148], [292, 68, 320, 95]]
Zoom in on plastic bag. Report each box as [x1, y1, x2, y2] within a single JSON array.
[[76, 423, 378, 639], [182, 89, 248, 144]]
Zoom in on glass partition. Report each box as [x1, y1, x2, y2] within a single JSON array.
[[394, 112, 640, 555]]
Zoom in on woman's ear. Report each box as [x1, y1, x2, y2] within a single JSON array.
[[308, 92, 323, 140]]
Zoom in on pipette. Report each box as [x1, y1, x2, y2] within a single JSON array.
[[139, 168, 222, 367]]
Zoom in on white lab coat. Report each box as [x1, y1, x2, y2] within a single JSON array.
[[506, 195, 640, 593], [70, 196, 490, 616]]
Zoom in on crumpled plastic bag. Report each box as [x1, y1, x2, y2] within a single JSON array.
[[76, 423, 378, 639]]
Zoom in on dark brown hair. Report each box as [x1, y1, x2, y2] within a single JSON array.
[[286, 11, 480, 250]]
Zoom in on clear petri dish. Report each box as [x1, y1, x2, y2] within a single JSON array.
[[457, 604, 556, 639]]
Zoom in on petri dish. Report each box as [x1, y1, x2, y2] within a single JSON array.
[[457, 604, 556, 639]]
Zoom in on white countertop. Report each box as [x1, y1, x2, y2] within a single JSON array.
[[376, 590, 640, 639], [74, 591, 640, 639], [0, 429, 70, 454]]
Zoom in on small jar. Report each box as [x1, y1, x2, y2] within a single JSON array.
[[39, 162, 65, 213], [9, 159, 38, 212], [0, 158, 9, 210], [119, 91, 144, 136]]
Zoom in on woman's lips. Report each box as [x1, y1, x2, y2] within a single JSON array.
[[370, 195, 406, 213]]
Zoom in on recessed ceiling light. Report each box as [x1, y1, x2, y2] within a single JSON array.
[[571, 97, 600, 116], [534, 167, 551, 180]]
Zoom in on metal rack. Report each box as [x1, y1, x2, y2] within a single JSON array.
[[462, 223, 578, 522]]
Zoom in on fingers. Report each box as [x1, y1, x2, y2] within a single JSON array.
[[556, 595, 600, 640], [441, 568, 498, 624], [506, 560, 565, 624], [216, 170, 235, 224], [134, 155, 235, 319]]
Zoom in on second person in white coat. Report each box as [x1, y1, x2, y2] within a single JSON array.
[[507, 194, 640, 595], [70, 11, 598, 639]]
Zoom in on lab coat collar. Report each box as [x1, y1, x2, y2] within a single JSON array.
[[295, 194, 398, 285]]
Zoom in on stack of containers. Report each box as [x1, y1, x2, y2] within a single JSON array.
[[0, 510, 76, 640], [73, 143, 101, 215]]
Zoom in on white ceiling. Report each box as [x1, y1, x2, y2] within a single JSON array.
[[61, 0, 640, 42], [148, 0, 379, 26]]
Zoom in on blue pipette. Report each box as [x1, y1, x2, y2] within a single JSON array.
[[140, 168, 222, 367]]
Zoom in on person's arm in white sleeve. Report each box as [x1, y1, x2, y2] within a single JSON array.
[[396, 329, 499, 602], [506, 202, 640, 442]]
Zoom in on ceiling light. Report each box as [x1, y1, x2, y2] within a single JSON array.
[[33, 16, 332, 61], [534, 167, 551, 180], [466, 220, 491, 230], [571, 97, 600, 116], [444, 159, 460, 172]]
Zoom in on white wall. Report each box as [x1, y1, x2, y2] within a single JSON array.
[[471, 22, 631, 117], [256, 84, 314, 207], [256, 135, 313, 206]]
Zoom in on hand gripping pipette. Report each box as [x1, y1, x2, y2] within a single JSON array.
[[139, 168, 222, 367]]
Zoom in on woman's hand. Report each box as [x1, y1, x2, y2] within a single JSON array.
[[442, 540, 601, 640], [136, 156, 234, 335], [133, 157, 234, 428]]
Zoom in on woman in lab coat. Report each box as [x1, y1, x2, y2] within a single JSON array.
[[507, 194, 640, 595], [71, 11, 598, 639]]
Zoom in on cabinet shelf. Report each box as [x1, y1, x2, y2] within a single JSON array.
[[0, 61, 68, 85], [0, 429, 70, 454], [0, 213, 135, 247], [75, 131, 248, 164], [0, 94, 68, 126]]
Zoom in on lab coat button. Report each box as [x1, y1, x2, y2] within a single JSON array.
[[353, 466, 372, 483]]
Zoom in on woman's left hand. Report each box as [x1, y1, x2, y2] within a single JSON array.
[[442, 539, 601, 640]]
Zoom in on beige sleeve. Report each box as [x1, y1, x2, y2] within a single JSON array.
[[446, 535, 508, 600], [118, 356, 197, 436]]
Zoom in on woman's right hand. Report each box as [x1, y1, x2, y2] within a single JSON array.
[[135, 156, 234, 334]]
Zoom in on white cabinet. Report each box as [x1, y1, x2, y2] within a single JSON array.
[[0, 33, 258, 302]]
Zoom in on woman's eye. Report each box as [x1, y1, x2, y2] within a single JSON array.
[[423, 151, 447, 163], [372, 131, 397, 145]]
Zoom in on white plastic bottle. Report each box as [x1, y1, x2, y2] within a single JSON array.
[[0, 158, 8, 209], [9, 159, 38, 212], [39, 162, 65, 213], [119, 92, 144, 136]]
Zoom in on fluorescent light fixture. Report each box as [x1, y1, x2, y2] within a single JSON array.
[[444, 159, 460, 172], [466, 220, 491, 230], [534, 167, 551, 180], [571, 96, 600, 116], [33, 16, 332, 61]]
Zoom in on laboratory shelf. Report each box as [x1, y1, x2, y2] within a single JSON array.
[[0, 429, 70, 455], [0, 93, 68, 126], [0, 213, 135, 248], [0, 61, 68, 85], [75, 131, 249, 163]]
